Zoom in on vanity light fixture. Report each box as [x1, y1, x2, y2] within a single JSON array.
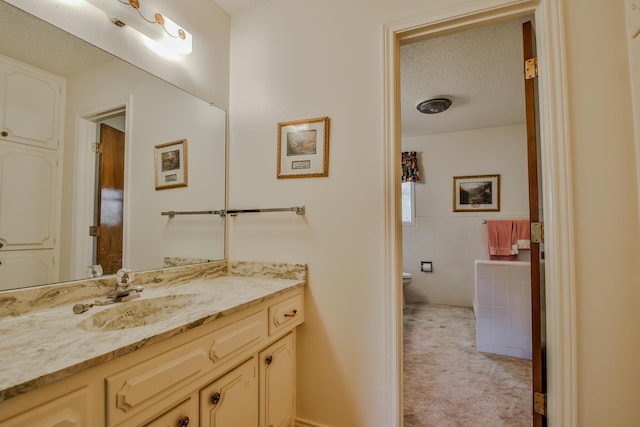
[[416, 97, 453, 114], [85, 0, 192, 56]]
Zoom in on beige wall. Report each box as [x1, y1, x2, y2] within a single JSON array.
[[61, 59, 226, 280], [564, 0, 640, 425], [228, 0, 640, 426]]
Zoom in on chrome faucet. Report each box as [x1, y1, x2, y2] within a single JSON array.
[[112, 268, 143, 298], [73, 268, 144, 313], [96, 268, 144, 305]]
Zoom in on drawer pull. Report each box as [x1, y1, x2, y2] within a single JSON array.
[[1, 131, 8, 137], [210, 392, 221, 405], [284, 309, 298, 318], [178, 416, 190, 427]]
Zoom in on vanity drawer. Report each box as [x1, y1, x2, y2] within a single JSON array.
[[105, 309, 268, 426], [208, 309, 267, 366], [106, 334, 213, 426], [268, 292, 304, 336]]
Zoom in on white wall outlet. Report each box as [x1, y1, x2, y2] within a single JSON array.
[[421, 261, 433, 272]]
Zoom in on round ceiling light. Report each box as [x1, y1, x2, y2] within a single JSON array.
[[416, 97, 453, 114]]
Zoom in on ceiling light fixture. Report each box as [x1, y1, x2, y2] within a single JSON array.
[[85, 0, 192, 56], [416, 97, 453, 114]]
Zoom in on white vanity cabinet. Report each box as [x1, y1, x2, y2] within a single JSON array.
[[0, 387, 91, 427], [0, 54, 63, 149], [0, 285, 304, 427], [144, 394, 199, 427], [259, 333, 296, 427], [200, 357, 258, 426]]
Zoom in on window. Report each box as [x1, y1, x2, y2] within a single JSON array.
[[401, 181, 415, 225]]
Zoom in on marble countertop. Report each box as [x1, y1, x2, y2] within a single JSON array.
[[0, 274, 304, 402]]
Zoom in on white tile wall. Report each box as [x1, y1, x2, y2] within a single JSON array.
[[401, 124, 530, 307], [474, 260, 532, 360]]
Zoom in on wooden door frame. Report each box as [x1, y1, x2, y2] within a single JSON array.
[[71, 97, 133, 279], [382, 1, 577, 426]]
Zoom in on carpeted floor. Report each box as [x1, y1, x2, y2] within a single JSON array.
[[403, 304, 532, 427]]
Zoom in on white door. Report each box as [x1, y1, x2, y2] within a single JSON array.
[[0, 55, 62, 149], [0, 141, 57, 251], [0, 250, 54, 290]]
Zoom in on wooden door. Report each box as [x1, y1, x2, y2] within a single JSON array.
[[522, 21, 547, 427], [95, 123, 125, 275]]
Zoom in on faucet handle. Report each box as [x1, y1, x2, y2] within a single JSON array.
[[116, 268, 134, 285]]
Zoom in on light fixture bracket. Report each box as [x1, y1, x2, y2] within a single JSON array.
[[86, 0, 192, 55]]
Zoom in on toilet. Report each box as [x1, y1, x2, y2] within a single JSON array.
[[402, 272, 412, 308]]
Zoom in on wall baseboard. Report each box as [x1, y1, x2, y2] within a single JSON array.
[[296, 417, 329, 427]]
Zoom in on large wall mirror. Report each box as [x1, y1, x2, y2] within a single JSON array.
[[0, 1, 227, 290]]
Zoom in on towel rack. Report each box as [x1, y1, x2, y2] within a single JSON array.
[[161, 206, 305, 219], [161, 210, 223, 218], [224, 206, 306, 216]]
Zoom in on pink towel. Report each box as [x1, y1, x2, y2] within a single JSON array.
[[513, 219, 531, 250], [487, 220, 515, 258]]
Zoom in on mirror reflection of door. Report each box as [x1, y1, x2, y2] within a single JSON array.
[[94, 123, 125, 275]]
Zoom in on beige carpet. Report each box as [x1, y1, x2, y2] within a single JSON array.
[[403, 304, 532, 427]]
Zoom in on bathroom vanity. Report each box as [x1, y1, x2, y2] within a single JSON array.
[[0, 261, 305, 427]]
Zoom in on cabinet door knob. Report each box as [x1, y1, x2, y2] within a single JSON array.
[[210, 392, 221, 405], [1, 130, 8, 137], [178, 416, 189, 427], [265, 355, 273, 365]]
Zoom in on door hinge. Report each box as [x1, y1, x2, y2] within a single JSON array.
[[531, 221, 544, 243], [525, 57, 538, 79], [89, 225, 100, 237], [92, 142, 102, 154], [534, 391, 547, 416]]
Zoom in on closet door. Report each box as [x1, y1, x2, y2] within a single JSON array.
[[0, 250, 54, 291], [0, 56, 61, 149], [0, 141, 57, 251]]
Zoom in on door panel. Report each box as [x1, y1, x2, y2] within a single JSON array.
[[200, 358, 258, 427], [95, 123, 125, 275], [522, 20, 547, 427]]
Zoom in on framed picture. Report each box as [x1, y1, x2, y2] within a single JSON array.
[[155, 139, 188, 190], [277, 116, 330, 178], [453, 174, 500, 212]]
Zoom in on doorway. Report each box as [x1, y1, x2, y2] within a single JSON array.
[[94, 122, 126, 275], [382, 2, 576, 425], [72, 104, 130, 279], [399, 17, 535, 425]]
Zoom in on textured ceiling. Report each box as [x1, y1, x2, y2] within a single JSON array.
[[400, 18, 530, 137], [0, 2, 115, 78]]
